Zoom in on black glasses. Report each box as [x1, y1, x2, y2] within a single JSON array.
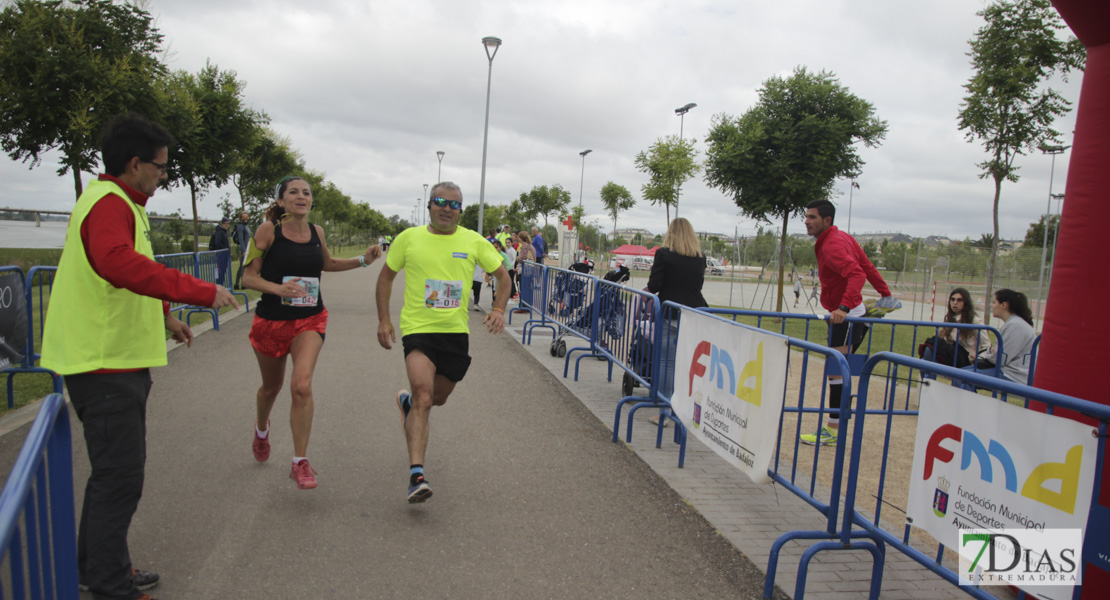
[[430, 197, 462, 211], [143, 159, 168, 174]]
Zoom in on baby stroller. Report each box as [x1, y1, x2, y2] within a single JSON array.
[[621, 291, 657, 397], [596, 266, 631, 348], [548, 260, 594, 357]]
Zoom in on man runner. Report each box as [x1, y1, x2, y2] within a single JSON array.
[[800, 199, 893, 446], [376, 181, 511, 502]]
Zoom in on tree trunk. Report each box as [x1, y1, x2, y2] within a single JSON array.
[[71, 163, 84, 201], [190, 183, 200, 255], [984, 175, 1003, 326], [776, 215, 788, 312], [665, 203, 671, 228]]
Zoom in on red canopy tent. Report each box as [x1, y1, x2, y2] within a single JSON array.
[[609, 244, 653, 256]]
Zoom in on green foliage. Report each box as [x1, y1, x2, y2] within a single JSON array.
[[232, 127, 302, 216], [882, 241, 910, 271], [0, 0, 166, 198], [518, 185, 572, 228], [704, 66, 886, 309], [149, 231, 176, 255], [633, 135, 699, 226], [1023, 213, 1059, 248], [161, 61, 266, 250], [599, 181, 635, 235], [862, 240, 880, 261], [956, 0, 1084, 320], [179, 236, 194, 253]]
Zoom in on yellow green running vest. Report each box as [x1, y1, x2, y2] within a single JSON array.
[[40, 179, 166, 375]]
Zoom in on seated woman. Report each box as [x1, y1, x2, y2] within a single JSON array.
[[950, 289, 1036, 391], [921, 287, 990, 377]]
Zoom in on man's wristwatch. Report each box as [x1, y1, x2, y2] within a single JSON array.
[[837, 304, 851, 313]]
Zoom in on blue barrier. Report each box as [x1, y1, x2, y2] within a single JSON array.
[[541, 265, 615, 382], [196, 250, 248, 310], [156, 252, 219, 329], [510, 261, 555, 343], [0, 393, 78, 599], [821, 353, 1110, 600], [2, 267, 62, 409]]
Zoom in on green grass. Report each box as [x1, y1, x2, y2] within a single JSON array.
[[0, 248, 62, 273]]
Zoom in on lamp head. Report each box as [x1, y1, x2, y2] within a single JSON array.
[[436, 150, 445, 161], [675, 102, 697, 115], [482, 36, 502, 61], [1039, 144, 1070, 154], [580, 149, 592, 157]]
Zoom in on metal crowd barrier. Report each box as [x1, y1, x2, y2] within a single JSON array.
[[816, 353, 1110, 600], [510, 261, 555, 343], [196, 250, 248, 309], [0, 393, 78, 599], [2, 267, 62, 409], [541, 265, 615, 381], [156, 252, 220, 329]]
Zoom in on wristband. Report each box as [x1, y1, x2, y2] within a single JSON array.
[[837, 304, 851, 313], [491, 307, 504, 314], [358, 255, 368, 268]]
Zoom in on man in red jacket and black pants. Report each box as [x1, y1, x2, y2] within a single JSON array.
[[800, 199, 892, 446]]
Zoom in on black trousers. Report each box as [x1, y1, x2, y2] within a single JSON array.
[[233, 250, 246, 288], [472, 280, 482, 305], [66, 370, 152, 600]]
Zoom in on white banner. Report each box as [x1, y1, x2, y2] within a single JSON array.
[[907, 382, 1097, 600], [672, 308, 789, 484]]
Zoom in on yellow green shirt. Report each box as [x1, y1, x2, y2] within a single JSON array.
[[387, 225, 503, 335]]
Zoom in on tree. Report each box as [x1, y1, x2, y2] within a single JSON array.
[[0, 0, 166, 198], [704, 66, 887, 310], [1023, 213, 1060, 248], [957, 0, 1084, 322], [162, 62, 265, 251], [634, 135, 699, 227], [518, 185, 572, 228], [862, 240, 880, 262], [599, 181, 635, 237], [232, 127, 302, 216]]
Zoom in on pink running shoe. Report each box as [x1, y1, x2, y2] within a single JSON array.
[[290, 459, 318, 489], [253, 420, 271, 462]]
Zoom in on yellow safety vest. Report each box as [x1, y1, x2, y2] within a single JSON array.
[[40, 179, 166, 375]]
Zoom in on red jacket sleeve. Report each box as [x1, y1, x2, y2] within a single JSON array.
[[82, 195, 218, 308], [825, 237, 867, 308]]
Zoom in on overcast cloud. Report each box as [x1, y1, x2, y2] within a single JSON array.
[[1, 0, 1083, 241]]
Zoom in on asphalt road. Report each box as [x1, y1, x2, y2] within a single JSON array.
[[2, 257, 786, 599]]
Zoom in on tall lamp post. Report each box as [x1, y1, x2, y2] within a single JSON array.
[[422, 183, 429, 226], [846, 179, 860, 235], [577, 149, 592, 209], [1035, 144, 1069, 327], [673, 102, 696, 219], [436, 150, 445, 183], [477, 36, 502, 236]]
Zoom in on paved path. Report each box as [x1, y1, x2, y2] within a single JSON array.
[[2, 261, 783, 600]]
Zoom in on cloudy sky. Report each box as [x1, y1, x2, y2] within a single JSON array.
[[3, 0, 1084, 241]]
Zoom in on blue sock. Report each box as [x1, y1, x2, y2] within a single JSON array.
[[410, 465, 424, 485]]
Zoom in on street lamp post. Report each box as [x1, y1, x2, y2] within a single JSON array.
[[477, 36, 502, 237], [577, 149, 592, 209], [422, 184, 429, 226], [436, 151, 445, 183], [846, 179, 860, 235], [673, 102, 696, 219], [1035, 145, 1069, 327]]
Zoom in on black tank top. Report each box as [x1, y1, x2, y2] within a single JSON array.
[[256, 221, 325, 320]]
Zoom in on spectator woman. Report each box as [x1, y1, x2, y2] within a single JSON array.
[[921, 287, 990, 372], [515, 231, 536, 301], [951, 289, 1036, 390], [647, 217, 708, 309], [243, 176, 382, 489], [647, 217, 707, 426]]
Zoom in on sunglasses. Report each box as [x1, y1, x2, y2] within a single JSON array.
[[430, 197, 462, 211]]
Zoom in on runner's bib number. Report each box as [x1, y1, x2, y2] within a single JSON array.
[[281, 276, 320, 307], [424, 279, 463, 309]]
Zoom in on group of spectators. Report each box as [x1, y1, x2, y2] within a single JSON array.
[[471, 224, 547, 310]]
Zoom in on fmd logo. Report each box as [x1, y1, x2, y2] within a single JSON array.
[[923, 424, 1084, 514], [687, 340, 764, 406]]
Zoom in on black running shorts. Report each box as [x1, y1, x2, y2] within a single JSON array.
[[402, 333, 472, 383]]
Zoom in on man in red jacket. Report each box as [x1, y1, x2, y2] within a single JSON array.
[[800, 199, 892, 446]]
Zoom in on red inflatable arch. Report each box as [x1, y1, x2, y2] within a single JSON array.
[[1040, 2, 1109, 596]]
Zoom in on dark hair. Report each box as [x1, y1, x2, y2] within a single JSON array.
[[805, 199, 836, 224], [99, 112, 175, 177], [265, 176, 309, 222], [995, 289, 1033, 326], [944, 287, 978, 343]]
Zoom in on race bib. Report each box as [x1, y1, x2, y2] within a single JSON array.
[[424, 279, 464, 309], [281, 276, 320, 307]]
